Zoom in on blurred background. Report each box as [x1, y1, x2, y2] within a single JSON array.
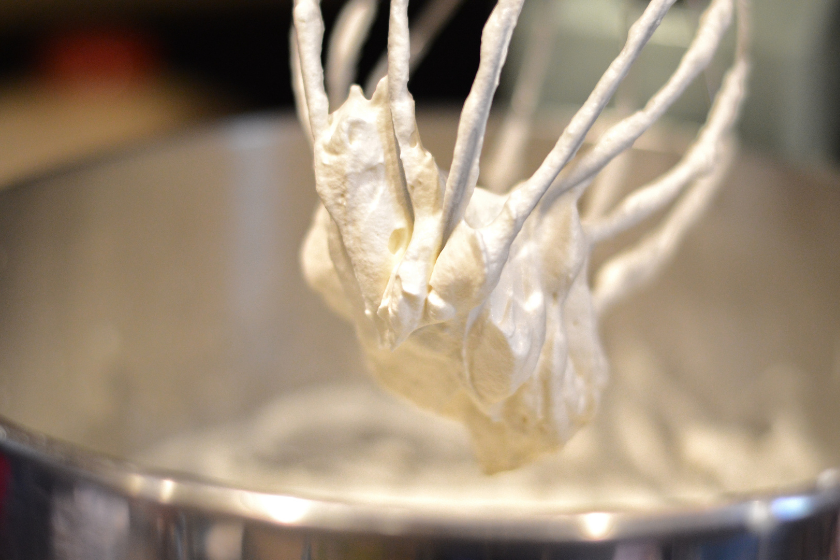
[[0, 0, 837, 186]]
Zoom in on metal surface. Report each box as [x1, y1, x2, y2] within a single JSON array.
[[0, 113, 838, 558]]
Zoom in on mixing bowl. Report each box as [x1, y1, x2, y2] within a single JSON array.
[[0, 114, 838, 559]]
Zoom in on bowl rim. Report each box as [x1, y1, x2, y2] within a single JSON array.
[[1, 414, 838, 543]]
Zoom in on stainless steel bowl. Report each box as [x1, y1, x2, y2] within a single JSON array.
[[0, 114, 838, 559]]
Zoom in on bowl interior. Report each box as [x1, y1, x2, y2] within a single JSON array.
[[0, 113, 838, 514]]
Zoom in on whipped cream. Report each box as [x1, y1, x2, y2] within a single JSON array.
[[140, 358, 829, 511], [292, 0, 749, 472]]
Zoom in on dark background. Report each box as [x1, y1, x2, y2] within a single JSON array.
[[0, 0, 839, 178], [0, 0, 495, 110]]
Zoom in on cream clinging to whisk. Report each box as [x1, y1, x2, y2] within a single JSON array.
[[292, 0, 749, 472]]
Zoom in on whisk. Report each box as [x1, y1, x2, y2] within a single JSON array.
[[292, 0, 749, 472]]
